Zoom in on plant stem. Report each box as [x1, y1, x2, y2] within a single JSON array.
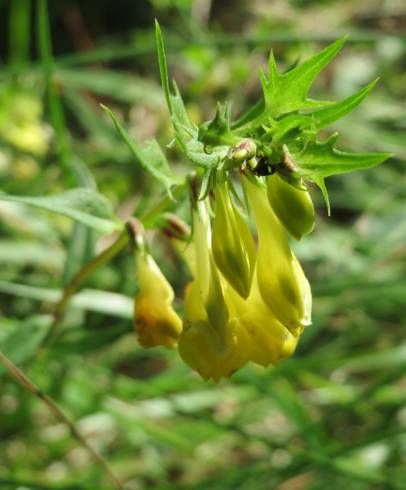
[[0, 352, 124, 490]]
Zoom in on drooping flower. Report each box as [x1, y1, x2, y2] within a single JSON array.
[[243, 176, 312, 335], [178, 202, 251, 381], [212, 179, 256, 298], [266, 173, 315, 240], [134, 251, 182, 348]]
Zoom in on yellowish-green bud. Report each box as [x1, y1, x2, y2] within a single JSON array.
[[212, 181, 256, 298], [228, 139, 257, 163], [267, 174, 315, 240], [134, 252, 182, 348]]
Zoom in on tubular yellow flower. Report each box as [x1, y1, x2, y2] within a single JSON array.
[[179, 281, 251, 381], [225, 273, 299, 368], [212, 180, 256, 298], [266, 174, 315, 240], [134, 252, 182, 348], [243, 176, 312, 335], [178, 202, 251, 381]]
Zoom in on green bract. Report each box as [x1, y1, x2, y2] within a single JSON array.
[[153, 22, 391, 210]]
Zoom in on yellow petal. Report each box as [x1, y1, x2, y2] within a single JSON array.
[[212, 181, 256, 298], [178, 317, 251, 382], [134, 253, 182, 348], [243, 177, 312, 334], [225, 273, 298, 367]]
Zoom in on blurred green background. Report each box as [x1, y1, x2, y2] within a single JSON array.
[[0, 0, 405, 489]]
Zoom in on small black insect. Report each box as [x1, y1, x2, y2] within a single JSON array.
[[252, 156, 275, 176]]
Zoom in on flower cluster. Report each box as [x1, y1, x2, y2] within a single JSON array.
[[134, 160, 314, 381]]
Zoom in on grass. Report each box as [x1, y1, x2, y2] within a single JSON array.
[[0, 0, 405, 489]]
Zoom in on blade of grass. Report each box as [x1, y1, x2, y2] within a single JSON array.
[[36, 0, 75, 183], [9, 0, 31, 68]]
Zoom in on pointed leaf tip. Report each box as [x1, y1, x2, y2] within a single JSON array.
[[155, 19, 172, 114], [312, 77, 380, 128]]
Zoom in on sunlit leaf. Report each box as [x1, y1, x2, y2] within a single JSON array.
[[0, 188, 122, 234]]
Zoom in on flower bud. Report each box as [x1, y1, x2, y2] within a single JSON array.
[[212, 181, 256, 298], [227, 139, 257, 163], [243, 177, 312, 334], [267, 174, 315, 240], [134, 252, 182, 348]]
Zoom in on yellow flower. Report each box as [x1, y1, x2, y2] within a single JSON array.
[[243, 176, 312, 335], [178, 202, 251, 381], [266, 173, 315, 240], [134, 252, 182, 348], [212, 180, 256, 298], [225, 271, 299, 367]]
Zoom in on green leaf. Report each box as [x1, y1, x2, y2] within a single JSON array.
[[259, 37, 347, 119], [102, 104, 183, 195], [291, 134, 392, 180], [155, 19, 172, 114], [170, 81, 196, 142], [314, 176, 331, 216], [154, 23, 196, 146], [198, 102, 236, 147], [312, 78, 379, 129], [0, 188, 122, 234], [177, 135, 225, 169]]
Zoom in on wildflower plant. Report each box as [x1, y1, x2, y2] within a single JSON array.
[[0, 22, 391, 382]]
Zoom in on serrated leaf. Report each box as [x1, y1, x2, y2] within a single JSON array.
[[290, 134, 392, 180], [177, 135, 225, 169], [258, 37, 346, 120], [311, 78, 379, 129], [269, 113, 315, 144], [0, 188, 122, 234], [102, 104, 183, 195], [314, 176, 331, 216], [198, 102, 236, 147]]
